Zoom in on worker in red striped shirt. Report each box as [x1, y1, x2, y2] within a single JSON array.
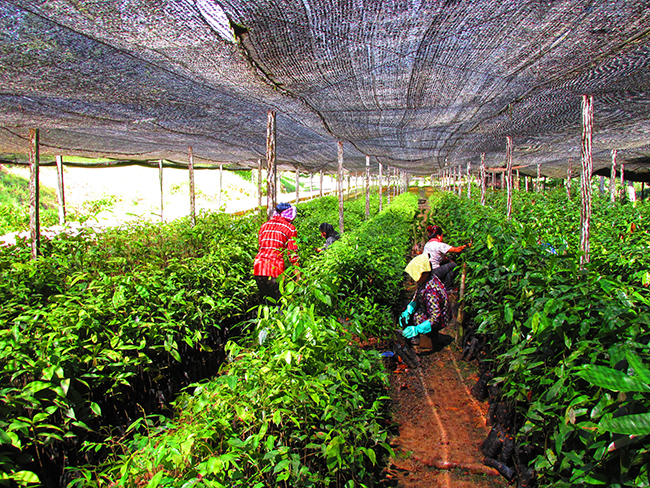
[[253, 202, 299, 304]]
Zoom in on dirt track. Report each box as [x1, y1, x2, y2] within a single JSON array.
[[385, 335, 507, 488]]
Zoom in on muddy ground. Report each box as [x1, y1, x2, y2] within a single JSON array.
[[382, 333, 508, 488]]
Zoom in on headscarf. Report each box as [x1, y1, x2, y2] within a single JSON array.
[[319, 222, 340, 240], [427, 224, 442, 240], [405, 253, 432, 282], [273, 203, 297, 222]]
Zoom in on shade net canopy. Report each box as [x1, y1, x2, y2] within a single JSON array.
[[1, 0, 650, 178]]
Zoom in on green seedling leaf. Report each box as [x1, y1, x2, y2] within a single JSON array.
[[12, 471, 40, 484], [599, 412, 650, 436], [576, 365, 650, 393]]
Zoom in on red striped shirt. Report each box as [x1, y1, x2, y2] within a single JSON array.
[[253, 215, 299, 278]]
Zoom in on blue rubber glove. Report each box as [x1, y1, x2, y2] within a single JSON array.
[[399, 301, 417, 328], [402, 320, 432, 339]]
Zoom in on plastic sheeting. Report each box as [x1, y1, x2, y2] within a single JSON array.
[[1, 0, 650, 178]]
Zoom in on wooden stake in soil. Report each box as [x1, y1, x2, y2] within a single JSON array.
[[480, 153, 486, 206], [29, 128, 40, 260], [567, 158, 573, 198], [365, 156, 370, 219], [378, 162, 383, 211], [319, 170, 324, 198], [55, 155, 66, 225], [338, 141, 344, 234], [257, 159, 262, 213], [188, 146, 196, 227], [217, 164, 223, 210], [610, 149, 617, 203], [580, 94, 593, 265], [506, 136, 513, 220], [158, 159, 163, 222], [266, 110, 277, 219]]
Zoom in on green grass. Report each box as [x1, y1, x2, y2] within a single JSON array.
[[0, 168, 59, 234]]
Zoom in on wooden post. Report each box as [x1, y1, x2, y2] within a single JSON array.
[[516, 169, 520, 191], [627, 180, 636, 205], [480, 153, 486, 206], [55, 155, 66, 225], [599, 175, 605, 197], [295, 168, 300, 203], [29, 129, 40, 260], [536, 163, 541, 193], [567, 158, 573, 198], [386, 166, 391, 204], [365, 155, 370, 219], [610, 149, 617, 203], [266, 110, 277, 219], [467, 161, 471, 198], [620, 162, 626, 201], [319, 170, 324, 198], [309, 172, 313, 198], [506, 136, 513, 220], [257, 159, 262, 213], [338, 142, 344, 233], [217, 164, 223, 210], [158, 159, 164, 222], [580, 94, 593, 265], [188, 146, 196, 227], [525, 176, 529, 192], [457, 166, 462, 197], [378, 162, 383, 211]]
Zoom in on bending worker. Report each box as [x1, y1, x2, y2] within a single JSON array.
[[317, 222, 340, 252], [253, 202, 299, 304], [399, 253, 450, 346], [422, 225, 470, 291]]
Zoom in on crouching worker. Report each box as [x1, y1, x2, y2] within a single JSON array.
[[399, 253, 450, 347]]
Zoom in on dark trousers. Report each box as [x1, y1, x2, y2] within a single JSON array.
[[254, 275, 281, 305], [432, 261, 457, 290]]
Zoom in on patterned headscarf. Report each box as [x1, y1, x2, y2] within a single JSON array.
[[274, 203, 297, 221]]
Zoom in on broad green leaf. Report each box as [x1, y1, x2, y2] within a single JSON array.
[[577, 365, 650, 393], [599, 412, 650, 436], [12, 471, 40, 484]]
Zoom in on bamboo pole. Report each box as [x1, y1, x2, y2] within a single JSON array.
[[295, 168, 299, 203], [378, 162, 383, 211], [536, 163, 541, 193], [599, 175, 605, 197], [217, 164, 223, 210], [338, 142, 344, 233], [506, 136, 513, 220], [158, 159, 164, 222], [480, 153, 486, 206], [29, 129, 40, 260], [580, 95, 593, 265], [319, 170, 324, 198], [457, 166, 462, 197], [266, 110, 277, 219], [386, 166, 391, 204], [525, 176, 529, 192], [467, 161, 471, 198], [365, 156, 370, 219], [610, 149, 617, 203], [257, 159, 262, 213], [516, 169, 520, 191], [55, 155, 66, 225], [188, 146, 196, 227], [567, 158, 573, 198]]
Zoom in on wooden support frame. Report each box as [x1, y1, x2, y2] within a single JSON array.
[[29, 129, 40, 260], [266, 110, 277, 219], [158, 159, 164, 222], [55, 155, 66, 225], [338, 142, 344, 233], [188, 146, 196, 227], [378, 162, 383, 211], [580, 95, 593, 265], [506, 136, 513, 220]]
